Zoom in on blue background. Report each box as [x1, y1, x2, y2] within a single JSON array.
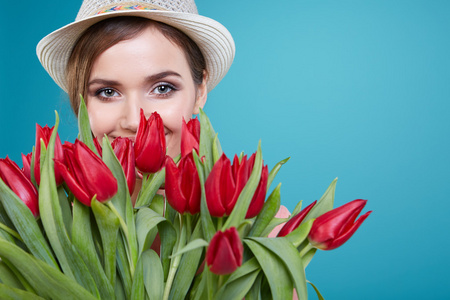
[[1, 1, 449, 299]]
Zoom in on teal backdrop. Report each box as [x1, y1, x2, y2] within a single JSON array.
[[1, 1, 449, 299]]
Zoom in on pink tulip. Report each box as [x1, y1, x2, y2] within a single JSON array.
[[206, 227, 243, 275], [308, 199, 372, 250], [54, 140, 117, 206], [165, 154, 201, 215], [0, 157, 39, 217], [134, 110, 166, 173]]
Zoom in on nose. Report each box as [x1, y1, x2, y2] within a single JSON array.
[[119, 97, 141, 133]]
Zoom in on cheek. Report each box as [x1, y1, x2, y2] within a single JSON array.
[[87, 103, 117, 138]]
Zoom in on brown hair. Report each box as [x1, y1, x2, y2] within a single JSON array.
[[66, 16, 207, 115]]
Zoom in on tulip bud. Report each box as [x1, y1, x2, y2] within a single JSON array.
[[54, 140, 118, 206], [205, 153, 268, 218], [134, 110, 166, 174], [34, 124, 65, 185], [112, 137, 136, 195], [180, 117, 200, 157], [277, 200, 317, 237], [21, 152, 32, 180], [206, 227, 243, 275], [0, 157, 39, 217], [308, 199, 372, 250], [165, 154, 201, 214]]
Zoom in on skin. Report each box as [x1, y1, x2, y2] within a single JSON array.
[[86, 26, 207, 158], [86, 25, 207, 201]]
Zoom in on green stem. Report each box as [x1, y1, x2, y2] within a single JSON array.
[[299, 243, 314, 258], [217, 217, 223, 231], [0, 223, 23, 242], [163, 214, 187, 300], [106, 202, 135, 275]]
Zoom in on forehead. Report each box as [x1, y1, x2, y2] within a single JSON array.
[[90, 26, 191, 79]]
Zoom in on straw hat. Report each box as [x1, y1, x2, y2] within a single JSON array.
[[36, 0, 235, 93]]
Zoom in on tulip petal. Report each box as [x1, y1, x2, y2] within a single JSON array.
[[326, 210, 372, 250], [165, 157, 188, 214], [0, 157, 39, 217], [74, 141, 117, 201], [54, 160, 91, 206], [277, 200, 317, 237]]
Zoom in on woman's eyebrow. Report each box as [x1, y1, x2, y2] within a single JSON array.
[[145, 71, 182, 82], [88, 78, 121, 87]]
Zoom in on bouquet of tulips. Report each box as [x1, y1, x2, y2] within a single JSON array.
[[0, 98, 372, 300]]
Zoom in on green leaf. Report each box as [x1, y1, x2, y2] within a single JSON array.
[[284, 219, 315, 248], [0, 238, 97, 299], [38, 112, 99, 297], [245, 272, 263, 300], [0, 174, 57, 268], [130, 252, 145, 300], [215, 257, 261, 299], [0, 261, 25, 290], [248, 183, 281, 237], [135, 169, 166, 208], [212, 133, 223, 164], [244, 239, 294, 300], [0, 283, 45, 300], [308, 280, 325, 300], [260, 216, 289, 238], [91, 199, 120, 286], [101, 136, 128, 219], [170, 238, 208, 258], [57, 186, 73, 237], [192, 151, 215, 242], [247, 237, 308, 300], [142, 250, 164, 300], [223, 142, 263, 230], [116, 234, 132, 299], [199, 108, 219, 173], [267, 157, 290, 192], [216, 270, 260, 300], [302, 248, 317, 269], [158, 214, 177, 281], [72, 199, 114, 299], [304, 178, 337, 222], [169, 221, 204, 300], [135, 207, 168, 255], [78, 96, 98, 155]]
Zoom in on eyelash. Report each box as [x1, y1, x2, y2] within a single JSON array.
[[94, 82, 177, 101]]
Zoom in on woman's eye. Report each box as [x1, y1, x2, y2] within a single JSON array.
[[153, 84, 174, 95], [97, 88, 119, 98]]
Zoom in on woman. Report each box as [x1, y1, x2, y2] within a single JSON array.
[[37, 0, 290, 220], [37, 0, 235, 200]]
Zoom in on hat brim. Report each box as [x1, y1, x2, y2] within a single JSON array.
[[36, 10, 235, 93]]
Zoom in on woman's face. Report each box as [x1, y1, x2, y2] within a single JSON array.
[[86, 26, 207, 158]]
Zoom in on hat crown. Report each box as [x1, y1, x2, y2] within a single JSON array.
[[76, 0, 198, 20]]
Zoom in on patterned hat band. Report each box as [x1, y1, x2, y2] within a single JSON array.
[[93, 2, 167, 16]]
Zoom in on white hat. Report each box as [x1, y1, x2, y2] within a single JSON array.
[[36, 0, 235, 93]]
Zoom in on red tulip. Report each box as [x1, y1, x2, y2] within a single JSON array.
[[180, 117, 200, 157], [34, 124, 65, 186], [205, 153, 268, 218], [277, 200, 317, 237], [0, 157, 39, 217], [206, 227, 243, 275], [134, 110, 166, 173], [111, 137, 136, 195], [165, 154, 201, 214], [54, 140, 118, 206], [21, 152, 32, 180], [308, 199, 372, 250]]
